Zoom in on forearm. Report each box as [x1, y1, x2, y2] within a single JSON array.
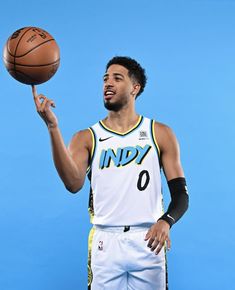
[[159, 177, 189, 227], [48, 126, 83, 192]]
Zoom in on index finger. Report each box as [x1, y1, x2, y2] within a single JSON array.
[[31, 85, 42, 109], [32, 85, 37, 99]]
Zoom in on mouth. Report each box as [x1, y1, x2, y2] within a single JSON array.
[[104, 89, 116, 100]]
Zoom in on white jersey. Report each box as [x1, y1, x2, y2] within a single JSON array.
[[87, 116, 163, 226]]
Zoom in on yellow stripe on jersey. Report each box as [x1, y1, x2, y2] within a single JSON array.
[[151, 120, 161, 157], [99, 115, 143, 136], [88, 227, 95, 288]]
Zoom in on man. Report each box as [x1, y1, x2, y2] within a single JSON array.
[[32, 56, 189, 290]]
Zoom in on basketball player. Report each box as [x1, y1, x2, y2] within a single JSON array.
[[32, 56, 189, 290]]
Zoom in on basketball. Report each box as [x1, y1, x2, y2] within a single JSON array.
[[3, 27, 60, 85]]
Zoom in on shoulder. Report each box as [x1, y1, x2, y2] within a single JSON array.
[[154, 121, 174, 136], [153, 121, 179, 153], [71, 128, 92, 141], [69, 128, 93, 152]]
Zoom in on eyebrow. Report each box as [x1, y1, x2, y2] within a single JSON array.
[[103, 73, 124, 79]]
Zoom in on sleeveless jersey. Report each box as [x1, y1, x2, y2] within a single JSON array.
[[87, 116, 163, 226]]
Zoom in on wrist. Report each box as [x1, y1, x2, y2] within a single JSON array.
[[48, 123, 59, 132], [158, 214, 175, 228]]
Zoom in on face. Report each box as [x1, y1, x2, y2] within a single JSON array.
[[103, 64, 138, 112]]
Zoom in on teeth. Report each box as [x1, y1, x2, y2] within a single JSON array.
[[105, 91, 115, 95]]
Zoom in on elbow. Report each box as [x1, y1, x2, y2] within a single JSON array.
[[62, 174, 85, 194], [65, 183, 83, 194]]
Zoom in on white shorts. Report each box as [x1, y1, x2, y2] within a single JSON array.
[[88, 225, 168, 290]]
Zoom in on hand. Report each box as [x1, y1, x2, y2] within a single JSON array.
[[32, 85, 58, 129], [144, 220, 171, 255]]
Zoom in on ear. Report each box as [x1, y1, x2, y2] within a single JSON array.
[[131, 84, 141, 97]]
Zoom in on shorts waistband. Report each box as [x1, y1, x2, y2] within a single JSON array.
[[93, 224, 152, 233]]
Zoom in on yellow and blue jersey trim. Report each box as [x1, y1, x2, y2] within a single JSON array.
[[87, 127, 97, 175], [150, 120, 161, 167], [99, 115, 143, 137]]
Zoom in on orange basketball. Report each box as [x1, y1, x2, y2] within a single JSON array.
[[3, 27, 60, 85]]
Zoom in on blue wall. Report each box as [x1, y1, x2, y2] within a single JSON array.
[[1, 1, 235, 289]]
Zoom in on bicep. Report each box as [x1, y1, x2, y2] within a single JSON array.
[[68, 130, 91, 179], [156, 124, 184, 181]]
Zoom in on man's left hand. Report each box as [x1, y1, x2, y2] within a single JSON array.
[[144, 220, 171, 255]]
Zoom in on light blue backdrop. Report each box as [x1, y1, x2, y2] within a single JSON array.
[[0, 1, 234, 289]]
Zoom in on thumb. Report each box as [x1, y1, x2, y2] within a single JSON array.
[[166, 238, 171, 251], [46, 99, 56, 109]]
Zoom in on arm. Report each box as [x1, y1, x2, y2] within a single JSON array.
[[32, 85, 91, 193], [145, 122, 189, 254], [157, 123, 188, 225], [50, 128, 91, 193]]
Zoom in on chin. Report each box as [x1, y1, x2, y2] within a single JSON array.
[[104, 100, 123, 112]]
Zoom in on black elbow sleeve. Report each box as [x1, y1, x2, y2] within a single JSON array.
[[159, 177, 189, 228]]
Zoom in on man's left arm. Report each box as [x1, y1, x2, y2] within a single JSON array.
[[145, 122, 189, 254]]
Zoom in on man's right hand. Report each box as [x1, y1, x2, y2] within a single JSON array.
[[32, 85, 58, 129]]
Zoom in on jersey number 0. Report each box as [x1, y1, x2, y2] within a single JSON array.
[[137, 170, 150, 191]]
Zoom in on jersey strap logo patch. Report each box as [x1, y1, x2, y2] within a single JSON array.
[[139, 130, 149, 140]]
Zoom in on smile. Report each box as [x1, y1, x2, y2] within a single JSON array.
[[104, 90, 115, 96]]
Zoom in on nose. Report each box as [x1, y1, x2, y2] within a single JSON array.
[[104, 83, 114, 92], [104, 81, 113, 89], [104, 77, 114, 88], [105, 83, 114, 88]]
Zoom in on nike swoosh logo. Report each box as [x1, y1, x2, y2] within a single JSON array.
[[167, 214, 175, 222], [99, 136, 113, 142]]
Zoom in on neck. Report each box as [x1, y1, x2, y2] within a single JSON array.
[[104, 106, 139, 133]]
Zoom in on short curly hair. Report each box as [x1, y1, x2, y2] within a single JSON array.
[[106, 56, 147, 98]]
